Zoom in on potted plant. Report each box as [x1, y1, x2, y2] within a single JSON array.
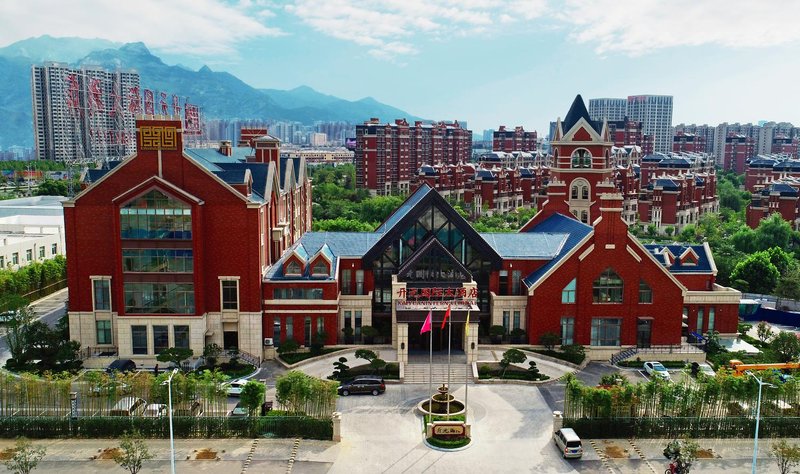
[[510, 328, 526, 344], [361, 325, 379, 344], [490, 325, 506, 344]]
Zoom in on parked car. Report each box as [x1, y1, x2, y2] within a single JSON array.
[[553, 428, 583, 459], [229, 401, 248, 417], [695, 362, 716, 378], [110, 397, 147, 416], [90, 381, 131, 396], [106, 359, 136, 374], [643, 361, 671, 381], [223, 378, 249, 397], [142, 403, 168, 418], [174, 400, 204, 417], [337, 376, 386, 396]]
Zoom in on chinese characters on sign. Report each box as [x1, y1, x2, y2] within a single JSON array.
[[397, 287, 477, 299], [395, 287, 478, 311], [432, 424, 466, 436]]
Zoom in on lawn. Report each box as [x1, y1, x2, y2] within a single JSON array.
[[477, 362, 549, 381], [279, 348, 340, 365]]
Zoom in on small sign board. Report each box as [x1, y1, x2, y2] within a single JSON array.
[[433, 423, 466, 437]]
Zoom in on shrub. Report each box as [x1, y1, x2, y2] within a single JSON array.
[[479, 365, 491, 377], [203, 343, 222, 368], [277, 339, 300, 356], [560, 344, 586, 364], [489, 325, 506, 337], [539, 332, 560, 351], [332, 357, 349, 379], [310, 331, 327, 355], [354, 349, 377, 362]]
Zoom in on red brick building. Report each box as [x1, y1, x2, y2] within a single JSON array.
[[746, 180, 800, 230], [723, 133, 756, 173], [355, 118, 472, 195], [743, 156, 800, 192], [493, 126, 538, 152], [673, 131, 707, 154], [607, 119, 654, 155], [772, 135, 800, 158], [65, 116, 312, 363]]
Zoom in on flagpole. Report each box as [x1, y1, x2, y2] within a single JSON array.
[[465, 312, 469, 422], [429, 316, 433, 417], [447, 310, 452, 420]]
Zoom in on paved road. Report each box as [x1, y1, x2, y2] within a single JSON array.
[[0, 289, 68, 366]]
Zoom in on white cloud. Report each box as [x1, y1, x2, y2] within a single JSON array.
[[0, 0, 285, 56], [285, 0, 547, 60], [557, 0, 800, 56]]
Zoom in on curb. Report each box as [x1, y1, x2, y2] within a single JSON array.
[[422, 437, 472, 452], [275, 345, 393, 370]]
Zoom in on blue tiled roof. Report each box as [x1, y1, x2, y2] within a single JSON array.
[[476, 169, 495, 179], [654, 178, 680, 191], [212, 169, 248, 184], [216, 162, 269, 200], [265, 232, 381, 280], [748, 158, 777, 168], [293, 244, 309, 261], [643, 244, 713, 273], [480, 232, 567, 259], [522, 213, 593, 287], [774, 160, 800, 172], [375, 184, 434, 233], [658, 158, 691, 168], [419, 165, 436, 176], [762, 183, 798, 197]]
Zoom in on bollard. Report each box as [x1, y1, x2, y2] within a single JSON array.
[[552, 410, 563, 433], [332, 411, 342, 442]]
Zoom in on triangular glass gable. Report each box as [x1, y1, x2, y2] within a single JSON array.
[[397, 237, 472, 282]]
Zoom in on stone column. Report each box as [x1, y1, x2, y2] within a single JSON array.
[[391, 276, 406, 349], [465, 322, 479, 363], [332, 412, 342, 442], [397, 323, 409, 365]]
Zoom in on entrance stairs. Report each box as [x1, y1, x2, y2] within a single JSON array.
[[404, 362, 473, 384]]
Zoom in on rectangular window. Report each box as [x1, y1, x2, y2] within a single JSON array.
[[355, 310, 362, 338], [341, 269, 352, 295], [272, 288, 324, 299], [26, 249, 32, 261], [344, 311, 352, 330], [51, 243, 57, 255], [11, 253, 17, 265], [562, 279, 576, 304], [93, 279, 111, 311], [499, 270, 508, 296], [221, 280, 238, 310], [708, 307, 715, 332], [304, 316, 312, 345], [317, 317, 324, 336], [696, 307, 704, 333], [512, 270, 522, 295], [286, 317, 294, 340], [124, 282, 194, 314], [174, 325, 190, 349], [639, 281, 652, 304], [131, 325, 148, 355], [513, 311, 521, 330], [96, 320, 112, 345], [561, 317, 575, 345], [356, 270, 364, 295], [590, 318, 622, 346], [122, 249, 193, 273], [153, 325, 169, 354], [38, 247, 45, 259], [502, 311, 510, 334]]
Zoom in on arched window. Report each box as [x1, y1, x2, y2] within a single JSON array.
[[571, 149, 591, 169], [581, 186, 589, 200], [312, 260, 329, 276], [580, 211, 588, 223], [593, 268, 623, 303], [561, 278, 576, 304], [639, 280, 652, 303], [571, 186, 578, 199], [286, 260, 302, 275]]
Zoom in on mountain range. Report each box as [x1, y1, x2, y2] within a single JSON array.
[[0, 36, 422, 149]]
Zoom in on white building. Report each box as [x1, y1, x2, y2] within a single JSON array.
[[0, 196, 66, 270], [588, 98, 627, 122], [626, 95, 674, 154]]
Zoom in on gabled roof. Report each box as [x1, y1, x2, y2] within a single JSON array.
[[562, 94, 601, 136], [375, 184, 435, 233], [654, 178, 680, 191], [762, 183, 798, 197], [644, 244, 713, 273], [480, 232, 567, 259], [522, 213, 593, 287]]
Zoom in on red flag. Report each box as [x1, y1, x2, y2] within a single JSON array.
[[440, 304, 451, 329], [420, 311, 432, 334]]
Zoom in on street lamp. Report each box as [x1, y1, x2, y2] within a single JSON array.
[[746, 370, 775, 474], [161, 368, 179, 474]]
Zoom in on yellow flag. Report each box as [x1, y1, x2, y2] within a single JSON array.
[[465, 311, 470, 337]]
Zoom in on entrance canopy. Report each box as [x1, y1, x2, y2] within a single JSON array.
[[395, 300, 478, 323]]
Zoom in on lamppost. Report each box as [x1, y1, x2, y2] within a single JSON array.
[[162, 368, 179, 474], [746, 370, 775, 474]]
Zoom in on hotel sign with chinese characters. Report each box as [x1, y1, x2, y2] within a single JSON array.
[[395, 287, 478, 312]]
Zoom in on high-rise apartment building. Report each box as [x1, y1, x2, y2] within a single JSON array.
[[355, 118, 471, 195], [626, 95, 673, 154], [588, 98, 627, 122], [31, 62, 139, 162], [492, 126, 538, 152]]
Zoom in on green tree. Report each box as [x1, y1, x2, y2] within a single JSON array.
[[332, 357, 350, 379], [539, 332, 560, 351], [274, 370, 337, 414], [370, 358, 386, 374], [756, 321, 773, 344], [770, 439, 800, 474], [499, 348, 526, 378], [776, 268, 800, 302], [34, 179, 69, 197], [663, 439, 699, 473], [113, 431, 153, 474], [240, 380, 266, 416], [755, 213, 793, 252], [729, 251, 779, 294], [203, 343, 222, 368], [354, 349, 377, 362], [766, 247, 797, 276], [4, 437, 46, 474], [2, 302, 35, 364], [664, 226, 675, 237], [313, 217, 375, 232], [771, 331, 800, 362], [156, 347, 194, 368], [677, 224, 698, 243]]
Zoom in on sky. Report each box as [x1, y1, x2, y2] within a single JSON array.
[[2, 0, 800, 133]]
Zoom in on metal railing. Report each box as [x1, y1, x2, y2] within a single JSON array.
[[78, 346, 119, 360]]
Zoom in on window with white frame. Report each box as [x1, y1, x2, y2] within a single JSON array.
[[51, 243, 57, 255], [639, 280, 652, 303], [26, 249, 32, 262], [221, 279, 238, 311], [590, 318, 621, 346], [96, 320, 112, 345], [174, 325, 190, 349], [286, 260, 302, 275], [38, 247, 45, 259]]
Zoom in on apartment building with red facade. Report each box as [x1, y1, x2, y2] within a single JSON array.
[[493, 125, 538, 152], [723, 133, 756, 173], [673, 131, 707, 154]]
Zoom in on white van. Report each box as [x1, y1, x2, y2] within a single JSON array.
[[553, 428, 583, 459]]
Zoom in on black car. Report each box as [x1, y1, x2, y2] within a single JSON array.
[[106, 359, 136, 373], [337, 376, 385, 396]]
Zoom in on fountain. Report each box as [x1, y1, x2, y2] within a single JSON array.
[[417, 384, 465, 416]]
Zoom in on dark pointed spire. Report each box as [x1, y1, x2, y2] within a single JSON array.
[[562, 94, 600, 135]]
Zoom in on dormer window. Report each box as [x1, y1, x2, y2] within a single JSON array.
[[286, 260, 302, 276], [312, 260, 330, 276]]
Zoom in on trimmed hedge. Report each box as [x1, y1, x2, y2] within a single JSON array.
[[427, 436, 471, 449], [280, 349, 340, 365], [0, 416, 332, 440], [529, 349, 585, 365], [565, 416, 800, 439]]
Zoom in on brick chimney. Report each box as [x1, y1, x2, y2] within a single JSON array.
[[595, 193, 627, 245], [219, 140, 232, 156]]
